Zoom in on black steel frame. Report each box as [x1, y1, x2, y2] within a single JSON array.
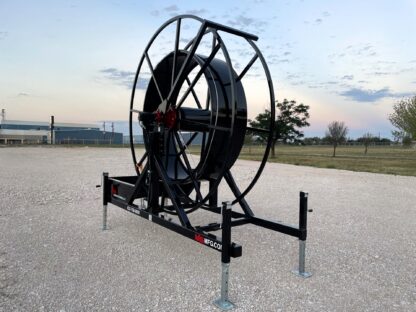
[[102, 170, 310, 261]]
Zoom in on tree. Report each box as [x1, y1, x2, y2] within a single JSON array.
[[244, 132, 254, 154], [358, 132, 374, 154], [325, 121, 348, 157], [389, 96, 416, 141], [250, 99, 310, 157]]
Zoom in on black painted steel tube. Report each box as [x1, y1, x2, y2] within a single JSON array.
[[221, 202, 232, 264], [299, 192, 308, 241]]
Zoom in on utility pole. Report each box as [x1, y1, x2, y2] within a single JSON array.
[[50, 116, 55, 144], [111, 122, 114, 144]]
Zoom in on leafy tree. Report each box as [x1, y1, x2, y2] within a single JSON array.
[[250, 99, 310, 157], [389, 96, 416, 140], [402, 135, 413, 147], [325, 121, 348, 157], [358, 132, 374, 154]]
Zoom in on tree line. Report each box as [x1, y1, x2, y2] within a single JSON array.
[[248, 95, 416, 157]]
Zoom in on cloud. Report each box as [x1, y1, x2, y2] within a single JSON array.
[[339, 87, 412, 102], [185, 9, 207, 15], [315, 18, 322, 24], [286, 73, 300, 80], [100, 68, 148, 89], [328, 52, 346, 59], [226, 15, 268, 33], [372, 71, 389, 76], [341, 75, 354, 80], [180, 37, 192, 44], [353, 44, 376, 57], [164, 5, 179, 12]]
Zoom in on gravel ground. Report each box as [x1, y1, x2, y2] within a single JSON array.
[[0, 147, 415, 312]]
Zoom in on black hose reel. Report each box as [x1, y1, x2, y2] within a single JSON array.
[[102, 15, 312, 310], [129, 15, 276, 212]]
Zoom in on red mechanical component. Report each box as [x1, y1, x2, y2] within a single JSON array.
[[155, 110, 164, 124], [111, 185, 118, 195], [164, 107, 177, 128], [154, 106, 177, 129]]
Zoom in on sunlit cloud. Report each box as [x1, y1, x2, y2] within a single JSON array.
[[339, 87, 412, 102], [100, 68, 148, 89]]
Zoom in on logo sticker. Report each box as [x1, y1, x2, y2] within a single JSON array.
[[194, 234, 222, 250]]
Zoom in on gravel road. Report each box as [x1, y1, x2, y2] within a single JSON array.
[[1, 147, 415, 311]]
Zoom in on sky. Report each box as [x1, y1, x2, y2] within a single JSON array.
[[1, 0, 415, 138]]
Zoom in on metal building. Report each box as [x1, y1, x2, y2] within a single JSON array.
[[0, 117, 122, 145]]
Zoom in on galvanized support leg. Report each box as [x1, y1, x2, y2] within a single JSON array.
[[292, 192, 312, 278], [292, 239, 312, 278], [214, 202, 235, 310], [102, 204, 108, 230], [102, 172, 109, 231]]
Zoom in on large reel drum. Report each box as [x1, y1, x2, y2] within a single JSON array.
[[129, 15, 275, 211]]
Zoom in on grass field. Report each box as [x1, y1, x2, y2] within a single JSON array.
[[239, 144, 416, 176], [3, 143, 415, 176]]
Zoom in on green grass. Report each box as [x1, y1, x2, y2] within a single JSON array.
[[239, 145, 416, 176], [4, 143, 414, 176]]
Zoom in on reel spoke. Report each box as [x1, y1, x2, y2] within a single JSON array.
[[167, 23, 207, 106], [183, 29, 212, 51], [173, 131, 203, 202], [236, 54, 259, 82], [176, 43, 221, 109], [172, 18, 181, 88], [246, 126, 270, 134], [185, 132, 199, 146], [145, 52, 164, 102], [137, 151, 148, 167], [185, 77, 202, 109]]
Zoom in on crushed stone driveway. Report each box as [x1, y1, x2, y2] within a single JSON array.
[[1, 147, 415, 311]]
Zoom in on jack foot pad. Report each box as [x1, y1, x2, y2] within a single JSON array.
[[213, 299, 235, 311], [292, 269, 312, 278]]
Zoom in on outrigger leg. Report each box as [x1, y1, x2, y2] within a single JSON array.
[[214, 201, 235, 310]]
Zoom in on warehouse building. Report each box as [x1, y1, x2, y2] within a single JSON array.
[[0, 113, 122, 145]]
